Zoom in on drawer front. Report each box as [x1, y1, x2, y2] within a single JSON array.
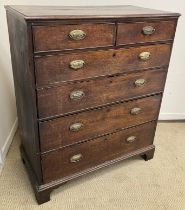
[[105, 121, 155, 161], [37, 69, 167, 119], [33, 23, 115, 52], [39, 95, 161, 152], [117, 20, 176, 45], [35, 44, 171, 86], [41, 121, 156, 183]]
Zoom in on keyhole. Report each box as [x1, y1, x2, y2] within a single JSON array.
[[112, 53, 116, 57]]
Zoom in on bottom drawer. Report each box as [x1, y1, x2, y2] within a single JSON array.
[[41, 121, 156, 183]]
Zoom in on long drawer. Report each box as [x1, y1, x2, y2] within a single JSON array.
[[39, 94, 161, 152], [35, 44, 171, 86], [37, 69, 166, 119], [41, 121, 156, 183]]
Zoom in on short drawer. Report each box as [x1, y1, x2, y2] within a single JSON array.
[[41, 121, 156, 183], [33, 23, 115, 52], [117, 20, 176, 45], [37, 69, 167, 119], [35, 44, 171, 86], [39, 94, 161, 152]]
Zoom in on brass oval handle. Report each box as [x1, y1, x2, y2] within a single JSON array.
[[135, 78, 146, 87], [70, 154, 83, 163], [126, 136, 137, 143], [70, 90, 85, 100], [139, 52, 151, 61], [130, 107, 141, 115], [70, 122, 84, 132], [69, 60, 85, 70], [69, 29, 86, 40], [142, 26, 155, 35]]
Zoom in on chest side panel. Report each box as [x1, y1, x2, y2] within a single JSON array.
[[6, 12, 42, 183]]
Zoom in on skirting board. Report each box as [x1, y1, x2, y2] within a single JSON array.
[[159, 113, 185, 120], [0, 118, 18, 174]]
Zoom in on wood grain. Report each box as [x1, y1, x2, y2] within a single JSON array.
[[117, 20, 176, 45], [5, 5, 179, 204], [33, 23, 115, 52], [39, 95, 161, 152], [35, 44, 172, 86], [41, 121, 156, 183], [37, 69, 167, 119], [6, 12, 42, 183], [5, 5, 180, 21]]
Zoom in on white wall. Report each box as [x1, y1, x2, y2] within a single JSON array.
[[0, 0, 184, 169]]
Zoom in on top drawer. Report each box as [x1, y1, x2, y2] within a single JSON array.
[[33, 23, 115, 52], [117, 20, 176, 45]]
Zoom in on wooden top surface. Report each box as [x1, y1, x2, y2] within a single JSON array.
[[5, 5, 180, 20]]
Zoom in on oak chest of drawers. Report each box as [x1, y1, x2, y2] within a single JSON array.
[[5, 5, 180, 204]]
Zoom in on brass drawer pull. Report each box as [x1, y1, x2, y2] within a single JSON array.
[[69, 60, 85, 70], [70, 122, 84, 132], [69, 29, 86, 40], [130, 107, 141, 115], [142, 26, 155, 35], [139, 52, 151, 61], [126, 136, 137, 143], [70, 90, 85, 100], [135, 78, 146, 87], [70, 154, 83, 163]]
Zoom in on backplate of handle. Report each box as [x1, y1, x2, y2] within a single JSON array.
[[126, 136, 137, 143], [130, 107, 141, 115], [70, 153, 83, 163], [142, 26, 156, 35], [70, 90, 85, 100], [69, 122, 84, 131], [69, 60, 85, 70], [69, 29, 86, 40], [139, 52, 151, 61], [135, 78, 146, 87]]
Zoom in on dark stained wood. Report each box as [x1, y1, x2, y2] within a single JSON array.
[[6, 12, 42, 183], [37, 69, 167, 119], [35, 44, 172, 86], [5, 5, 179, 204], [33, 23, 115, 52], [117, 20, 177, 45], [39, 95, 161, 152], [41, 121, 156, 183], [41, 132, 107, 183], [141, 147, 155, 161], [106, 121, 156, 160], [20, 137, 155, 204], [5, 5, 180, 21], [20, 145, 52, 204]]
